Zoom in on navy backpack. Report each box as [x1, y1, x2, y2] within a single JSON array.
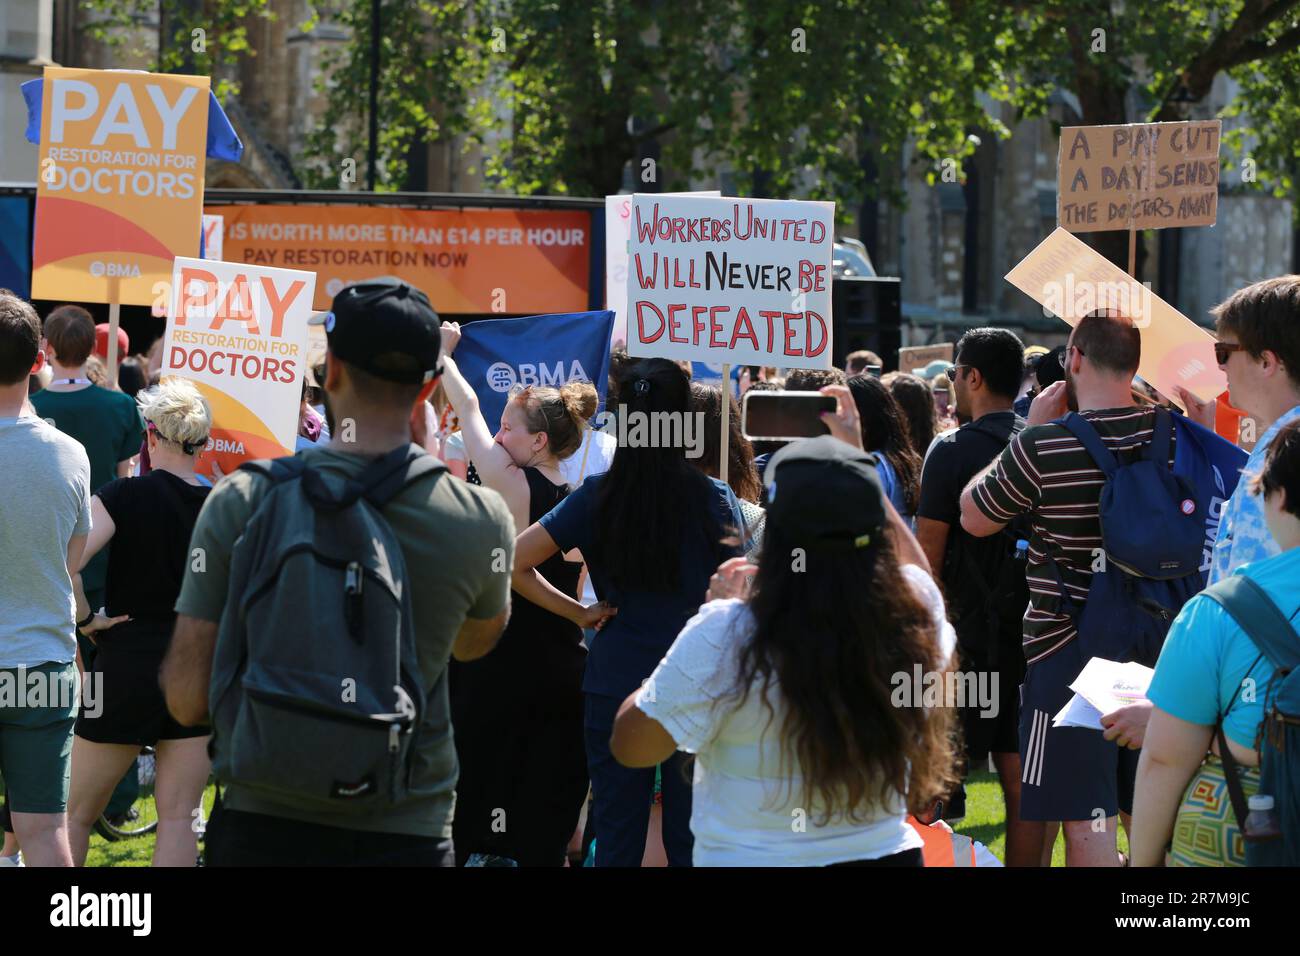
[[1049, 407, 1204, 666], [1205, 574, 1300, 866]]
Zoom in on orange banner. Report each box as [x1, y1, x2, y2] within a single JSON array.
[[32, 67, 209, 305], [209, 205, 591, 314]]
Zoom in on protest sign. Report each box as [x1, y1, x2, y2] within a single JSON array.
[[626, 194, 835, 368], [32, 67, 209, 305], [211, 204, 590, 314], [898, 343, 953, 374], [1057, 121, 1220, 233], [1005, 227, 1226, 403], [202, 214, 223, 261], [455, 311, 615, 432], [161, 257, 316, 478], [606, 191, 719, 348]]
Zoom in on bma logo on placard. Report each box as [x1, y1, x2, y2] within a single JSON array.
[[485, 360, 590, 393], [486, 362, 517, 392]]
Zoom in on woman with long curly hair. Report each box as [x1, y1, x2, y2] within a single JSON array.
[[611, 387, 958, 866]]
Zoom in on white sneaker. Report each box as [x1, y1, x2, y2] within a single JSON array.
[[0, 852, 23, 867]]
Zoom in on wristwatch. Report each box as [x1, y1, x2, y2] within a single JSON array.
[[76, 610, 95, 632]]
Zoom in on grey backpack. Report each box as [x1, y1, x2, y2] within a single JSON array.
[[207, 443, 445, 813]]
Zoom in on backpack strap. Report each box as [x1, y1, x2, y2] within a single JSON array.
[[1203, 575, 1300, 674], [1057, 412, 1119, 477], [1216, 720, 1253, 833], [1145, 406, 1173, 467], [239, 456, 309, 484], [240, 447, 445, 513], [359, 444, 447, 509], [1202, 575, 1300, 832]]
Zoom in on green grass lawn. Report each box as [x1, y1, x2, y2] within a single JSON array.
[[85, 783, 217, 868], [86, 771, 1124, 866], [957, 768, 1129, 866]]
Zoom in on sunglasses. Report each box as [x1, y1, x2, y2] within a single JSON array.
[[944, 365, 972, 382], [1059, 344, 1085, 368], [1214, 342, 1246, 366]]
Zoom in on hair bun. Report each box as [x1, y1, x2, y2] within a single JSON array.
[[561, 380, 599, 421]]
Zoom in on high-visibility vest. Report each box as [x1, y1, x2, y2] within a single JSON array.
[[907, 815, 976, 867]]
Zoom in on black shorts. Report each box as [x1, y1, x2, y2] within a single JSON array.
[[74, 622, 207, 746], [1017, 639, 1139, 822], [956, 632, 1024, 766], [960, 669, 1021, 765]]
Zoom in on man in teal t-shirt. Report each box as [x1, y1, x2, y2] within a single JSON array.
[[31, 306, 144, 610]]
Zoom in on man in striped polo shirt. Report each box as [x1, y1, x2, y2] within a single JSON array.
[[959, 312, 1170, 867]]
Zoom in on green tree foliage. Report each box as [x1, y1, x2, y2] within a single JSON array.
[[80, 0, 1300, 227], [301, 0, 1039, 210], [79, 0, 273, 100]]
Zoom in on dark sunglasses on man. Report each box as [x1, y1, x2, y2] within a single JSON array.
[[1214, 342, 1245, 366]]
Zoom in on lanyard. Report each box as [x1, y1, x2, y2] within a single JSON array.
[[54, 377, 92, 386]]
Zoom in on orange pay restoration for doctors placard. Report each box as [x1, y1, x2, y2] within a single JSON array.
[[32, 67, 210, 305]]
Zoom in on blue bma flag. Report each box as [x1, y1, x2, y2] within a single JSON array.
[[690, 362, 742, 398], [1171, 413, 1249, 586], [456, 311, 615, 432]]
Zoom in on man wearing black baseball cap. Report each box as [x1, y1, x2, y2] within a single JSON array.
[[163, 277, 518, 866], [308, 277, 445, 398]]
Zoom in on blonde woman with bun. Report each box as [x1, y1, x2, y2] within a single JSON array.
[[437, 321, 614, 866], [65, 377, 214, 867]]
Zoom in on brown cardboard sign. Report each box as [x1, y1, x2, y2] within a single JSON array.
[[898, 343, 954, 374], [1005, 227, 1226, 403], [1057, 121, 1221, 233]]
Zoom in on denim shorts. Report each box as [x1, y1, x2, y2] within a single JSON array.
[[0, 661, 78, 813]]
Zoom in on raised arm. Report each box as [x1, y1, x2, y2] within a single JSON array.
[[435, 323, 518, 477]]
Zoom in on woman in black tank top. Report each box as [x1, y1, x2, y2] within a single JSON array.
[[64, 379, 214, 868], [438, 323, 615, 866]]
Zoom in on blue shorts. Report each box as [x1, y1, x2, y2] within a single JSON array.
[[1017, 640, 1139, 822]]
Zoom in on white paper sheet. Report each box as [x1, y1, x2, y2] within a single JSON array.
[[1052, 657, 1155, 731]]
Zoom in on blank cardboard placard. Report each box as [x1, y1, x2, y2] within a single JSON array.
[[899, 343, 954, 374], [1005, 227, 1226, 403]]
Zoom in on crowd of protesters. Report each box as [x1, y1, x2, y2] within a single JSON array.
[[0, 268, 1298, 868]]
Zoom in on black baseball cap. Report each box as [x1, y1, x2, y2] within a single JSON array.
[[762, 435, 887, 550], [309, 277, 441, 385]]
